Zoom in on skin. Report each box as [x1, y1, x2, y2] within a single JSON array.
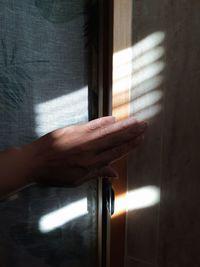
[[0, 116, 147, 199]]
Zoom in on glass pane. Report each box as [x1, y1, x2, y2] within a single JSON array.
[[0, 1, 99, 266]]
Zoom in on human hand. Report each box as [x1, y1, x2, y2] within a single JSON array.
[[25, 116, 147, 187]]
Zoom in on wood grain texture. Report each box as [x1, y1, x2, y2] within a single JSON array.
[[126, 256, 158, 267], [126, 1, 200, 267]]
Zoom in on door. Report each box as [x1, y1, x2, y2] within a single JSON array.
[[0, 1, 113, 266]]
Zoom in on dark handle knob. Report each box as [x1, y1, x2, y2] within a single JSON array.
[[106, 181, 115, 216]]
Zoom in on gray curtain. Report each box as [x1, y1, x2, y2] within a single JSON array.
[[0, 1, 98, 266]]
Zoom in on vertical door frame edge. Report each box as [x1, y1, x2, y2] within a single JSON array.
[[97, 0, 114, 266]]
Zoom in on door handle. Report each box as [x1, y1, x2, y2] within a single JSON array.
[[106, 181, 115, 216]]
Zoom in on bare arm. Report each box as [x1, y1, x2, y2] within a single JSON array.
[[0, 116, 147, 198]]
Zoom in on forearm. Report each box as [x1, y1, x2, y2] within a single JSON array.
[[0, 146, 35, 199]]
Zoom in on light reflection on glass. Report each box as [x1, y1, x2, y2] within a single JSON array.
[[39, 198, 88, 233]]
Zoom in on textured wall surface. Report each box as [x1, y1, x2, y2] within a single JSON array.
[[126, 1, 200, 267]]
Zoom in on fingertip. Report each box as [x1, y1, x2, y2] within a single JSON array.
[[100, 116, 116, 124], [109, 116, 116, 123]]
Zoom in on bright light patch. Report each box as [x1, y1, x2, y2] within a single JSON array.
[[131, 75, 163, 100], [132, 61, 165, 88], [34, 87, 88, 136], [39, 198, 88, 233], [113, 31, 165, 67], [113, 47, 164, 81], [131, 90, 163, 114], [113, 76, 132, 94], [113, 32, 165, 121], [126, 186, 160, 211], [114, 186, 160, 217], [132, 46, 164, 72], [134, 104, 162, 121], [129, 31, 165, 120], [132, 32, 165, 59]]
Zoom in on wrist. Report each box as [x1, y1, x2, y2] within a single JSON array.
[[20, 143, 41, 185], [0, 146, 36, 198]]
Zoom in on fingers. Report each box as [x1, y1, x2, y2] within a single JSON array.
[[65, 116, 116, 149], [92, 135, 144, 169], [94, 120, 147, 153], [78, 133, 144, 185], [55, 116, 144, 154], [86, 117, 147, 153], [93, 117, 139, 140], [84, 116, 116, 132]]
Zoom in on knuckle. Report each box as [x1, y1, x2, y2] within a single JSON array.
[[86, 117, 107, 132], [87, 117, 115, 133], [87, 121, 98, 132], [48, 129, 61, 141]]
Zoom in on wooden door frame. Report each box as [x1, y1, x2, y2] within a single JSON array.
[[97, 1, 133, 266], [110, 1, 133, 267]]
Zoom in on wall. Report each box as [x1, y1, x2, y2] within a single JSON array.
[[126, 1, 200, 267]]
